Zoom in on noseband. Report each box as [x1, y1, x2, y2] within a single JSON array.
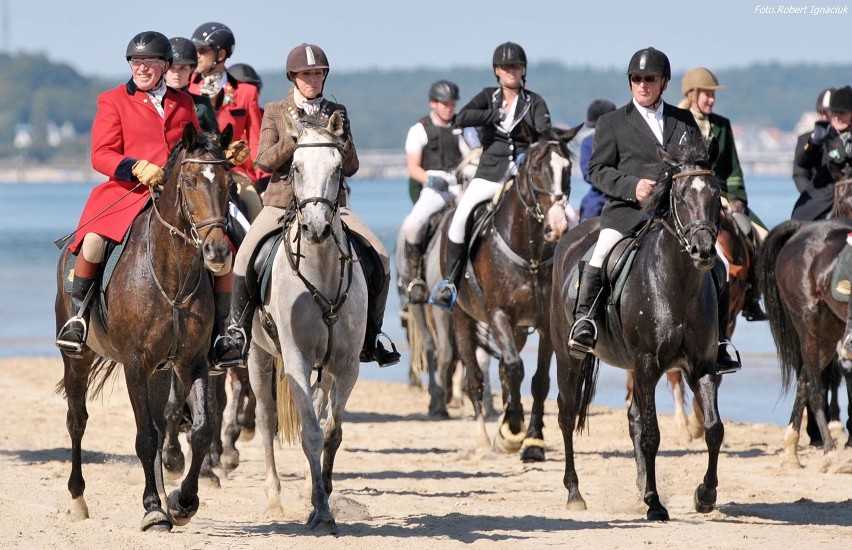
[[664, 168, 718, 253], [152, 156, 230, 248], [292, 141, 344, 214]]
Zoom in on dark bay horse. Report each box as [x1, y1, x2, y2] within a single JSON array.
[[552, 142, 723, 521], [759, 171, 852, 467], [439, 125, 577, 461], [54, 124, 232, 531]]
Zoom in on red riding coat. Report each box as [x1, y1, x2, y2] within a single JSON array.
[[189, 73, 263, 182], [69, 81, 200, 254]]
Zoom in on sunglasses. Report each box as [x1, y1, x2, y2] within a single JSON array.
[[129, 58, 165, 69], [630, 75, 660, 84]]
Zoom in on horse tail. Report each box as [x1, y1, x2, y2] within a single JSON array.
[[757, 219, 802, 392], [575, 354, 601, 433], [275, 357, 302, 445], [54, 356, 121, 400]]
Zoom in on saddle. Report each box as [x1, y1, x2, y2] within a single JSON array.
[[831, 243, 852, 302]]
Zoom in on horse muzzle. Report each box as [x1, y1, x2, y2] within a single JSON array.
[[201, 229, 231, 271]]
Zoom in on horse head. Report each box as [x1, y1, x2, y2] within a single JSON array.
[[519, 124, 581, 242], [291, 111, 345, 244], [645, 140, 720, 270], [832, 166, 852, 218], [159, 123, 232, 273]]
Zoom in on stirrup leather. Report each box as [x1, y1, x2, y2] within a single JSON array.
[[428, 279, 457, 311], [55, 316, 88, 353], [568, 315, 598, 355]]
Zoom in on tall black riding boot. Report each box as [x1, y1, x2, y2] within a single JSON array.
[[212, 290, 242, 372], [429, 240, 466, 311], [404, 241, 428, 304], [716, 282, 742, 374], [214, 275, 254, 370], [56, 274, 96, 355], [568, 264, 603, 354], [360, 264, 401, 367]]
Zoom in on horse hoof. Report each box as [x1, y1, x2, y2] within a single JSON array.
[[221, 451, 240, 471], [646, 507, 670, 522], [493, 421, 525, 453], [140, 508, 172, 532], [167, 490, 198, 527], [307, 509, 338, 534], [238, 428, 255, 442], [67, 496, 89, 521], [565, 497, 587, 511], [694, 485, 717, 513], [521, 438, 546, 463]]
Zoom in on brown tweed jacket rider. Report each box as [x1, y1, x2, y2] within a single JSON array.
[[257, 88, 359, 208]]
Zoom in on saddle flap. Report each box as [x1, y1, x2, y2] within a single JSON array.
[[831, 243, 852, 303], [567, 237, 638, 306]]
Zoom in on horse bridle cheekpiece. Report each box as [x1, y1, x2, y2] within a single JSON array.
[[666, 168, 718, 252]]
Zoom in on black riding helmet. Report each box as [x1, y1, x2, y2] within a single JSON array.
[[169, 37, 198, 66], [830, 86, 852, 112], [191, 22, 235, 59], [492, 41, 527, 68], [229, 63, 263, 92], [125, 31, 173, 62], [626, 46, 671, 79], [429, 80, 460, 102]]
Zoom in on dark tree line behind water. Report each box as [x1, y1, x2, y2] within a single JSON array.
[[0, 50, 847, 159]]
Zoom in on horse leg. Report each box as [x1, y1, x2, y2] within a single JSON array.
[[221, 369, 246, 470], [63, 354, 93, 521], [476, 346, 498, 419], [168, 359, 213, 527], [319, 364, 358, 516], [455, 314, 490, 449], [123, 364, 171, 532], [555, 350, 587, 511], [198, 374, 225, 485], [247, 347, 282, 515], [491, 311, 526, 454], [521, 330, 551, 463], [162, 371, 186, 477], [689, 369, 723, 514], [630, 365, 668, 521], [668, 371, 694, 444], [782, 376, 808, 468], [418, 304, 448, 418], [236, 367, 257, 440]]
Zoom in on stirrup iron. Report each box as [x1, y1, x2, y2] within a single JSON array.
[[716, 339, 742, 375], [55, 316, 88, 353], [428, 279, 457, 311], [568, 315, 598, 357]]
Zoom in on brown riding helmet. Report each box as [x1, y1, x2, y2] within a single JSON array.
[[286, 43, 330, 82], [681, 67, 724, 96]]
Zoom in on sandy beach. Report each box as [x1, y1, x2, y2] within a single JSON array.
[[1, 356, 851, 550]]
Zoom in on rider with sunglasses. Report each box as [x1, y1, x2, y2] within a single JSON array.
[[568, 46, 741, 374]]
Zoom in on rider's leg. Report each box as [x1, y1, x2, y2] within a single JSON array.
[[211, 266, 244, 372], [568, 228, 622, 353], [741, 224, 768, 321], [56, 233, 104, 353], [342, 209, 401, 367], [231, 172, 263, 222], [430, 178, 502, 310], [401, 188, 449, 303], [715, 265, 742, 374], [222, 206, 284, 364]]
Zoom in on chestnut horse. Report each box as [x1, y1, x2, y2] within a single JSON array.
[[54, 124, 232, 531]]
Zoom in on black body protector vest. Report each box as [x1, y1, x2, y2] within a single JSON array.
[[420, 115, 462, 171]]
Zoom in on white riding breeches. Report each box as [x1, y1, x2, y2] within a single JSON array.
[[401, 186, 457, 245], [447, 177, 505, 244]]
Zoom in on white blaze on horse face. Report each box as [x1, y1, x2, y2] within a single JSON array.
[[201, 165, 215, 184], [690, 177, 708, 193], [548, 150, 570, 196]]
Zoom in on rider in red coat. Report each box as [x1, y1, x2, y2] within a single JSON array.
[[57, 32, 242, 371], [188, 22, 264, 221]]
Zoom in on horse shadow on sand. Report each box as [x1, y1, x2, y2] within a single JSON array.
[[0, 447, 137, 465]]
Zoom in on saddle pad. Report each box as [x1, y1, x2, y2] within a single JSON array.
[[831, 243, 852, 302], [567, 239, 638, 306], [61, 232, 126, 294]]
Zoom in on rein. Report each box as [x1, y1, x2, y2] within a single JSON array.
[[286, 139, 353, 376], [148, 154, 230, 361], [659, 168, 719, 254]]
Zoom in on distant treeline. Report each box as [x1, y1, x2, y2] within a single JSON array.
[[1, 51, 848, 159]]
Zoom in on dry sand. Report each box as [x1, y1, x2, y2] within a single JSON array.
[[1, 356, 851, 549]]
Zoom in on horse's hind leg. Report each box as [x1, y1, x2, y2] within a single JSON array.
[[628, 366, 668, 521], [198, 374, 226, 485], [689, 369, 723, 514], [783, 377, 809, 468], [555, 350, 587, 511], [63, 354, 93, 520], [521, 330, 551, 463], [248, 347, 282, 515], [221, 368, 252, 470], [162, 372, 186, 476], [491, 313, 527, 454], [455, 314, 490, 449]]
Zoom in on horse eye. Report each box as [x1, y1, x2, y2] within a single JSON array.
[[183, 175, 197, 188]]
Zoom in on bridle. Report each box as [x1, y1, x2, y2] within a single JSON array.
[[292, 141, 344, 216], [661, 168, 719, 253], [515, 140, 567, 222]]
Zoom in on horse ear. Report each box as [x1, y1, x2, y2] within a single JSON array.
[[327, 111, 345, 137], [219, 123, 234, 150], [563, 122, 584, 143], [705, 136, 720, 166], [181, 122, 198, 150], [657, 144, 676, 166]]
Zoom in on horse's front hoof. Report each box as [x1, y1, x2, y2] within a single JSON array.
[[221, 449, 240, 470], [520, 437, 545, 463], [493, 420, 526, 453], [167, 490, 198, 527], [646, 507, 670, 522], [140, 508, 172, 532], [307, 509, 338, 534], [565, 496, 587, 511], [67, 496, 89, 521], [694, 484, 717, 513]]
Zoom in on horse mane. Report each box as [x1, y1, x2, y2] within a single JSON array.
[[162, 128, 224, 183], [642, 139, 712, 218], [296, 111, 346, 147]]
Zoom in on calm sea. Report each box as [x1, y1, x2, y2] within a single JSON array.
[[0, 176, 844, 427]]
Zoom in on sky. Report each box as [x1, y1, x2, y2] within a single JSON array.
[[5, 0, 851, 78]]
